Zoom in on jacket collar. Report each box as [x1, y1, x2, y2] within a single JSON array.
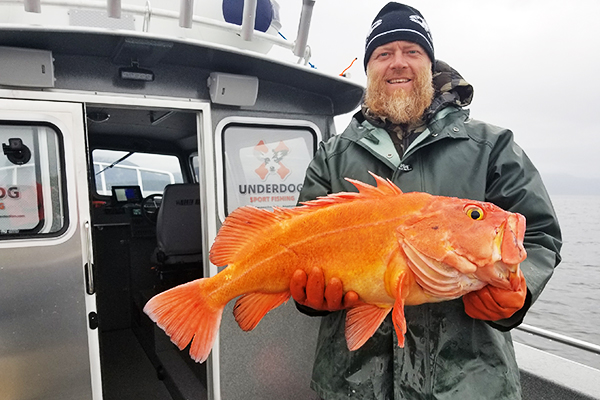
[[343, 106, 471, 169], [346, 106, 470, 143]]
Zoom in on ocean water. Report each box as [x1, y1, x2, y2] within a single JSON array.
[[511, 195, 600, 369]]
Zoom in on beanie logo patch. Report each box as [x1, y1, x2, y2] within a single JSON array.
[[368, 19, 383, 39], [409, 15, 432, 39]]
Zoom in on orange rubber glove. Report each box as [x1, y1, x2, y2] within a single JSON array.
[[290, 267, 360, 311], [463, 268, 527, 321]]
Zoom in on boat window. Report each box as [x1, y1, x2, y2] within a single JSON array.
[[221, 122, 317, 215], [0, 123, 66, 238], [92, 149, 184, 197]]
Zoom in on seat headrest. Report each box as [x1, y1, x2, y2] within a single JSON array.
[[156, 183, 202, 256]]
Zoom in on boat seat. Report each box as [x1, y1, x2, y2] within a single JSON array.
[[152, 183, 203, 288]]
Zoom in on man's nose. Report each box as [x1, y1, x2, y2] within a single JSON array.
[[389, 52, 409, 69]]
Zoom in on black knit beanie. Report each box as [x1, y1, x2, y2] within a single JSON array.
[[364, 2, 434, 70]]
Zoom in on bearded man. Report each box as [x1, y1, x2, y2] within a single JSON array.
[[291, 2, 562, 400]]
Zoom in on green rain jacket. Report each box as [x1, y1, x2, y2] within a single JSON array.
[[297, 62, 562, 400]]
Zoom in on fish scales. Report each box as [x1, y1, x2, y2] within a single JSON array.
[[213, 190, 427, 304]]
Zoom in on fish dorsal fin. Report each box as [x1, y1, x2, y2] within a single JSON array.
[[301, 172, 403, 210], [347, 172, 403, 197], [210, 173, 402, 266], [210, 206, 293, 266]]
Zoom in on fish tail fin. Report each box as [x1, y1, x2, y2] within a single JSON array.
[[345, 304, 391, 351], [143, 279, 223, 363], [392, 272, 408, 347], [234, 291, 291, 331]]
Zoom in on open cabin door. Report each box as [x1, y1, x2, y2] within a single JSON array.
[[0, 99, 100, 399]]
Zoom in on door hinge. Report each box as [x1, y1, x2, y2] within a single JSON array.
[[84, 221, 95, 294], [84, 262, 95, 295]]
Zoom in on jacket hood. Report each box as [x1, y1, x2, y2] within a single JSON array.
[[426, 59, 473, 119]]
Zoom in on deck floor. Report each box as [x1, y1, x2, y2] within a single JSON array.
[[101, 329, 172, 400]]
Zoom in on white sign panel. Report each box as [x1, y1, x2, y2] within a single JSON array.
[[222, 123, 316, 215]]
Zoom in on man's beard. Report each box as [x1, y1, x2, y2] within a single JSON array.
[[364, 66, 434, 125]]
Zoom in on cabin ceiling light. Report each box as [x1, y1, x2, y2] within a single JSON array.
[[119, 61, 155, 82], [107, 0, 122, 19], [112, 38, 173, 67], [87, 111, 111, 123], [24, 0, 41, 13]]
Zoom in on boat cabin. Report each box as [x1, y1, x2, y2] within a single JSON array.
[[0, 1, 362, 399]]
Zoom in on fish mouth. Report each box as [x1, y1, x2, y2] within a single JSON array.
[[471, 213, 526, 290], [500, 213, 527, 265], [472, 260, 518, 290], [402, 241, 485, 299]]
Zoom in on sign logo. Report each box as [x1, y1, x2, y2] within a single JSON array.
[[0, 186, 20, 199], [253, 140, 291, 180]]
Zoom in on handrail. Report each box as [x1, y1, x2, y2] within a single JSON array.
[[516, 323, 600, 355], [0, 0, 300, 59]]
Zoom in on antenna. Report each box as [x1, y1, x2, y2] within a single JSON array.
[[293, 0, 315, 58], [241, 0, 258, 41], [107, 0, 122, 19], [179, 0, 194, 28]]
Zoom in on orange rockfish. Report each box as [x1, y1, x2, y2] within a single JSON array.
[[144, 173, 527, 363]]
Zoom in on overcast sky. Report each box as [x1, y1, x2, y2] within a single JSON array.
[[272, 1, 600, 185]]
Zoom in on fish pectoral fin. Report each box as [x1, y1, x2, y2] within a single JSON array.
[[393, 272, 408, 348], [233, 291, 291, 331], [345, 304, 392, 351]]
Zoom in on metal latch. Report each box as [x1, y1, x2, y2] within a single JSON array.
[[88, 312, 98, 330]]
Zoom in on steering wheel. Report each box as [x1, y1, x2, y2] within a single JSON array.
[[141, 193, 163, 224]]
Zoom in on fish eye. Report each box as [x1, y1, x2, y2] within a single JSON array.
[[464, 205, 484, 220]]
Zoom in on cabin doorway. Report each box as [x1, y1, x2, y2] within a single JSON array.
[[85, 103, 209, 399]]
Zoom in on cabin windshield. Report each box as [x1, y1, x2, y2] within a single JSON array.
[[92, 149, 184, 197]]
